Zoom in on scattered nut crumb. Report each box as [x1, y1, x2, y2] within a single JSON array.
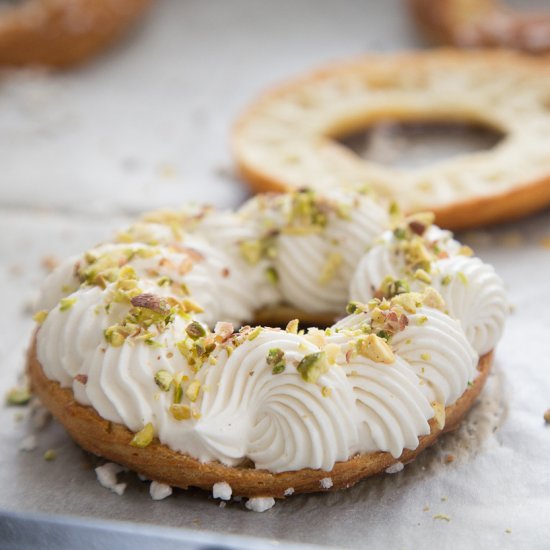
[[498, 232, 522, 248], [445, 454, 455, 464], [544, 409, 550, 423], [423, 505, 430, 512], [505, 528, 512, 534], [19, 434, 37, 452], [441, 496, 448, 502], [41, 255, 59, 273], [43, 449, 56, 461], [433, 514, 451, 522]]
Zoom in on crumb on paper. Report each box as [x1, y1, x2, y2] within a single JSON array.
[[19, 434, 37, 452], [445, 454, 455, 464], [41, 255, 59, 273], [5, 386, 31, 406], [505, 528, 512, 534], [149, 481, 172, 501], [245, 497, 275, 513], [283, 487, 294, 496], [544, 409, 550, 424], [498, 232, 522, 248], [95, 463, 127, 496], [441, 496, 448, 502], [43, 449, 56, 461], [423, 505, 430, 512], [8, 264, 23, 276], [212, 481, 232, 501], [320, 477, 333, 489], [433, 514, 451, 522], [539, 237, 550, 250], [461, 231, 493, 247], [32, 406, 52, 430], [385, 462, 404, 474], [157, 163, 177, 179]]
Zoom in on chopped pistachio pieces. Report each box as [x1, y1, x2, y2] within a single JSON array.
[[265, 266, 279, 284], [457, 272, 468, 285], [324, 343, 341, 365], [130, 422, 155, 447], [346, 301, 362, 315], [357, 334, 395, 364], [59, 297, 77, 312], [173, 382, 183, 404], [267, 348, 286, 375], [319, 252, 343, 284], [414, 269, 432, 284], [247, 326, 262, 341], [286, 319, 299, 334], [5, 386, 31, 406], [33, 310, 49, 324], [185, 380, 201, 402], [170, 404, 191, 420], [321, 386, 332, 398], [186, 321, 206, 340], [297, 351, 329, 383], [154, 370, 173, 392], [420, 352, 431, 361], [441, 274, 452, 286]]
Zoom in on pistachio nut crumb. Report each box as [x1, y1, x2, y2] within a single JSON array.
[[59, 297, 77, 312], [286, 319, 299, 334], [5, 386, 31, 406], [170, 404, 191, 420], [33, 310, 48, 324], [544, 409, 550, 423], [265, 267, 279, 284], [130, 422, 155, 447], [433, 514, 451, 522], [297, 351, 329, 383], [185, 380, 201, 402], [420, 352, 431, 361], [432, 402, 446, 430], [186, 321, 206, 340], [247, 326, 262, 341], [267, 348, 286, 375], [154, 370, 173, 392], [321, 386, 332, 398], [319, 252, 343, 284], [357, 334, 395, 364], [43, 449, 57, 461]]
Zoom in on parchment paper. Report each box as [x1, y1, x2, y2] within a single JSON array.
[[1, 1, 549, 548]]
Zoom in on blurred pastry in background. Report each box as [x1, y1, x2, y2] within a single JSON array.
[[409, 0, 550, 54], [233, 50, 550, 230], [0, 0, 152, 68]]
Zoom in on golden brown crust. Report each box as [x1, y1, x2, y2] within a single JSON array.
[[232, 50, 550, 231], [410, 0, 550, 54], [0, 0, 152, 68], [27, 334, 493, 498]]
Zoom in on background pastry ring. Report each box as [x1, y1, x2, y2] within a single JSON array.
[[409, 0, 550, 54], [28, 335, 493, 498], [0, 0, 152, 68], [233, 50, 550, 230]]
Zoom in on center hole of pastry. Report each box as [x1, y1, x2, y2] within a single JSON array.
[[338, 121, 504, 169]]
